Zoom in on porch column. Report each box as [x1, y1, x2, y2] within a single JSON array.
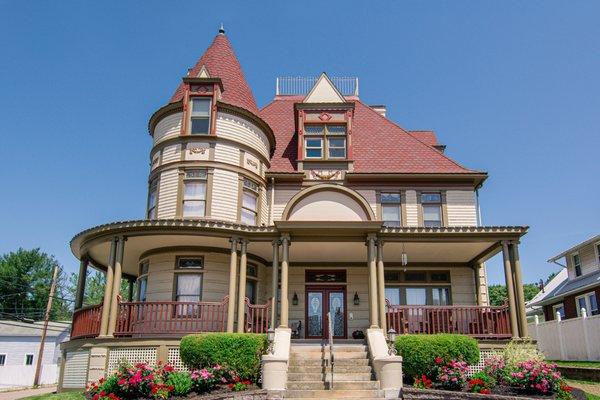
[[279, 235, 290, 328], [474, 263, 482, 306], [376, 239, 387, 332], [270, 239, 280, 329], [502, 241, 519, 338], [226, 238, 239, 333], [99, 237, 118, 337], [510, 241, 528, 337], [74, 257, 88, 310], [367, 234, 379, 328], [236, 239, 249, 333], [108, 236, 126, 337]]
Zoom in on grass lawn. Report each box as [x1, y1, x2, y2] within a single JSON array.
[[21, 392, 84, 400], [550, 360, 600, 369], [565, 379, 600, 400]]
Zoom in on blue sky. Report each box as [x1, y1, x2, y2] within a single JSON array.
[[0, 1, 598, 285]]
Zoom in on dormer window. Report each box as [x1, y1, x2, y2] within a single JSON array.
[[190, 98, 211, 135], [304, 124, 347, 159]]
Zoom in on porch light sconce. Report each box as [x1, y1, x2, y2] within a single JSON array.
[[353, 292, 360, 306], [387, 328, 398, 355], [292, 292, 299, 306], [267, 328, 275, 354]]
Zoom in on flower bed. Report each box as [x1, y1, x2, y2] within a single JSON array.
[[85, 362, 259, 400]]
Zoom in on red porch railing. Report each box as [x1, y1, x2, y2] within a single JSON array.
[[114, 297, 230, 336], [386, 301, 512, 339], [245, 298, 271, 333], [71, 304, 103, 339]]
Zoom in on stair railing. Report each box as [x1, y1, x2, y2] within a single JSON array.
[[327, 311, 334, 390]]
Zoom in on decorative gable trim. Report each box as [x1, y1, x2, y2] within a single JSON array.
[[303, 73, 346, 103]]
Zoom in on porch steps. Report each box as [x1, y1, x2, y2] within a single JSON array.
[[285, 341, 384, 399]]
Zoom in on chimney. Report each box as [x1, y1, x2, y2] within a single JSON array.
[[370, 105, 386, 117]]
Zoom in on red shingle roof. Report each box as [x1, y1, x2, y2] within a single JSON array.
[[170, 34, 259, 115], [260, 98, 477, 174], [408, 130, 437, 146]]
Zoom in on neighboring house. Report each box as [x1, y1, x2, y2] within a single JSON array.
[[529, 235, 600, 321], [0, 320, 70, 389], [525, 269, 568, 322], [59, 28, 529, 393]]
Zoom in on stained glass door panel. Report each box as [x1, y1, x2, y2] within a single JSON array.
[[328, 291, 345, 337], [307, 292, 323, 337]]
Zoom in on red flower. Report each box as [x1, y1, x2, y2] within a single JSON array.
[[435, 357, 443, 364], [243, 380, 252, 385], [480, 388, 491, 394], [118, 378, 127, 386]]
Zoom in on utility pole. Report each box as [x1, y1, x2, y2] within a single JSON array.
[[33, 265, 58, 387]]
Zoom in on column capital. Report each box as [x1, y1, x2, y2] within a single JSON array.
[[365, 233, 377, 246], [376, 238, 385, 247], [280, 234, 291, 245], [508, 240, 521, 246], [239, 238, 249, 250], [229, 237, 241, 245], [271, 239, 282, 246]]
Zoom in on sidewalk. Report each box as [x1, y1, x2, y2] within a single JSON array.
[[0, 386, 57, 400]]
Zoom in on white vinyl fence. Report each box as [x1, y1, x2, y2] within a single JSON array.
[[529, 311, 600, 361]]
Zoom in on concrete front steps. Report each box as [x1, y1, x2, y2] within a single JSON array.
[[285, 341, 384, 399]]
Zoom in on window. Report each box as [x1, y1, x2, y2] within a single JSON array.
[[406, 288, 427, 305], [246, 280, 257, 304], [241, 178, 258, 225], [138, 261, 149, 302], [432, 287, 450, 305], [553, 303, 565, 319], [405, 272, 427, 282], [596, 243, 600, 265], [175, 274, 202, 302], [147, 178, 158, 219], [0, 354, 5, 366], [177, 257, 204, 269], [25, 354, 34, 365], [385, 287, 401, 306], [381, 193, 401, 227], [421, 193, 443, 227], [182, 170, 207, 218], [575, 292, 599, 316], [573, 253, 582, 277], [190, 98, 211, 135], [384, 286, 452, 306], [303, 124, 346, 159]]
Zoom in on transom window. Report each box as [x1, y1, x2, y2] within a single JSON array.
[[384, 270, 449, 283], [241, 178, 258, 225], [183, 169, 207, 218], [190, 98, 211, 135], [147, 178, 158, 219], [304, 124, 347, 159], [576, 292, 598, 316], [572, 253, 582, 277], [381, 192, 401, 227], [421, 192, 442, 227]]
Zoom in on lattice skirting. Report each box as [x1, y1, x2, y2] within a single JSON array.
[[468, 349, 502, 376], [167, 347, 189, 371], [108, 347, 158, 373]]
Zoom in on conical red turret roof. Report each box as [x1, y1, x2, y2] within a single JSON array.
[[170, 33, 259, 115]]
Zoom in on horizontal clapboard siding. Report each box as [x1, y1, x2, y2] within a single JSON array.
[[211, 169, 239, 222], [214, 142, 240, 166], [356, 189, 377, 216], [260, 188, 268, 226], [272, 186, 301, 221], [153, 113, 182, 144], [446, 190, 478, 227], [216, 112, 270, 160], [157, 169, 179, 219], [62, 350, 89, 388], [161, 144, 181, 164], [405, 190, 419, 227], [451, 267, 477, 305]]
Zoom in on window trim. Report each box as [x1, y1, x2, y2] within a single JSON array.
[[188, 97, 212, 135], [302, 123, 347, 160], [420, 192, 444, 228], [239, 177, 259, 225], [572, 252, 582, 277], [380, 192, 402, 227], [575, 291, 598, 317], [181, 169, 208, 219]]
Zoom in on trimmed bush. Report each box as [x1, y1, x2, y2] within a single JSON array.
[[164, 371, 193, 396], [395, 334, 479, 379], [180, 333, 267, 381]]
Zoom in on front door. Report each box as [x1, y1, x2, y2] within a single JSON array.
[[305, 286, 346, 339]]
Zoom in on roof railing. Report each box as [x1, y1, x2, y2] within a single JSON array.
[[276, 76, 359, 97]]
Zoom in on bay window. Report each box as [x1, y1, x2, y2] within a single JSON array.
[[182, 169, 207, 218], [241, 178, 258, 225], [381, 192, 401, 227], [421, 192, 442, 227], [304, 124, 346, 159], [190, 98, 211, 135]]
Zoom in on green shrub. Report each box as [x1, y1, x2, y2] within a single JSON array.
[[180, 333, 267, 381], [503, 338, 544, 371], [395, 334, 479, 379], [165, 371, 193, 396]]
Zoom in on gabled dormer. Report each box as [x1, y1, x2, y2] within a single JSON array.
[[295, 73, 356, 179]]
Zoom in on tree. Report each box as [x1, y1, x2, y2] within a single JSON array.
[[488, 283, 540, 306], [68, 268, 134, 307], [0, 248, 71, 321]]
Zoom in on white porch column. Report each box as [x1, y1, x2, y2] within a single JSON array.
[[236, 239, 249, 333], [279, 235, 290, 328], [502, 241, 519, 338], [226, 238, 239, 333], [99, 237, 117, 337], [74, 257, 88, 310], [376, 239, 386, 333], [510, 241, 528, 337], [367, 234, 379, 328], [270, 239, 280, 329], [108, 236, 126, 337]]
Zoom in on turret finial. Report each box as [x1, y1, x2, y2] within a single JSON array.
[[218, 23, 225, 34]]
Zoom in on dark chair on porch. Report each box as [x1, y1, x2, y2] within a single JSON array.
[[291, 320, 302, 339]]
